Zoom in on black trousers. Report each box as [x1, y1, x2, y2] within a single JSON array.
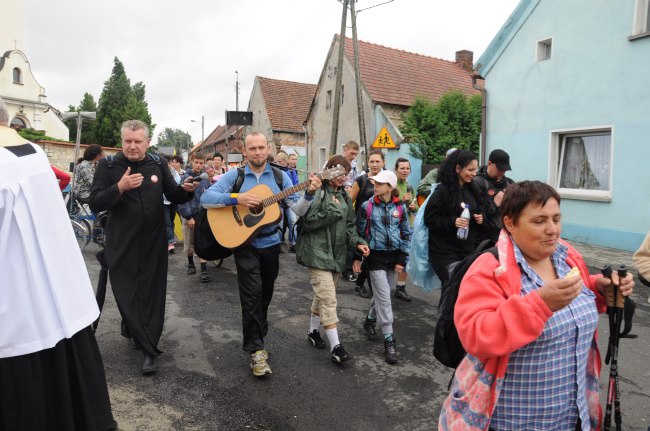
[[234, 244, 281, 352]]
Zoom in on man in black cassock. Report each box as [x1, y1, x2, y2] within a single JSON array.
[[90, 120, 196, 375]]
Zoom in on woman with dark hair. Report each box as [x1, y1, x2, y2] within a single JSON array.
[[295, 154, 370, 363], [423, 149, 486, 285], [438, 181, 634, 431], [74, 144, 103, 203]]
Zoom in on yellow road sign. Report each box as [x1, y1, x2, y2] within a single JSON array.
[[371, 126, 397, 149]]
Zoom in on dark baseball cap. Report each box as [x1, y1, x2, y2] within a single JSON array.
[[488, 149, 511, 171]]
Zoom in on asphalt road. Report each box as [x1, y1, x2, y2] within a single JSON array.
[[83, 243, 650, 431]]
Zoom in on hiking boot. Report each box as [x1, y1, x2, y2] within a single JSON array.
[[200, 269, 210, 283], [186, 262, 196, 275], [250, 350, 272, 376], [344, 272, 358, 283], [307, 330, 326, 349], [330, 344, 352, 363], [395, 285, 412, 302], [356, 283, 371, 298], [384, 338, 398, 364], [363, 318, 379, 341]]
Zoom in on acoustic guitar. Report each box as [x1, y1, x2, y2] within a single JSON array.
[[207, 165, 346, 249]]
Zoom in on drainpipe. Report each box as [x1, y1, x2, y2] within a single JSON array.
[[302, 123, 309, 172], [472, 72, 487, 164]]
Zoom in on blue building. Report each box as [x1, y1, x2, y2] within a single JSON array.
[[475, 0, 650, 251]]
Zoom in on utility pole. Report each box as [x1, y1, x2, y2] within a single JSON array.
[[235, 70, 240, 111], [350, 0, 368, 163], [329, 0, 349, 157]]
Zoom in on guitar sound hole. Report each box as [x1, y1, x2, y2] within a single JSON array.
[[250, 204, 264, 215]]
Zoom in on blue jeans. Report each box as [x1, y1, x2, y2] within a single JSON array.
[[284, 207, 298, 245], [164, 204, 175, 244]]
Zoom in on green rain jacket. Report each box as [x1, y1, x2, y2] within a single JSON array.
[[296, 184, 366, 273]]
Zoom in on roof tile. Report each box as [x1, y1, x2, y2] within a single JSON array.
[[341, 36, 479, 106], [257, 77, 316, 132]]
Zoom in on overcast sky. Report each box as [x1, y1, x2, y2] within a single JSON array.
[[22, 0, 520, 145]]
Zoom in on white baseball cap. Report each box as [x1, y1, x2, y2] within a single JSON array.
[[368, 170, 397, 189]]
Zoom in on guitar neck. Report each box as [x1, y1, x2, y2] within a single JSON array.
[[262, 175, 320, 207]]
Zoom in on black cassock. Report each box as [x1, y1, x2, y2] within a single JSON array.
[[90, 152, 192, 357]]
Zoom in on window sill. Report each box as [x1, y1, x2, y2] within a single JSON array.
[[558, 190, 611, 203], [629, 31, 650, 41]]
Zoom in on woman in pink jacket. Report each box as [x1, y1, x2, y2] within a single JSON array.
[[438, 181, 634, 431]]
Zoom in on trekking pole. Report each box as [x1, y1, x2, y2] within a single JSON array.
[[601, 264, 626, 431], [601, 264, 615, 431], [612, 265, 627, 431]]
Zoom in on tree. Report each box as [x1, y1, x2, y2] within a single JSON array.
[[65, 93, 98, 144], [401, 91, 482, 165], [94, 58, 154, 147], [156, 127, 192, 153]]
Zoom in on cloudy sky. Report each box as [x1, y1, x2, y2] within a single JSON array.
[[21, 0, 520, 145]]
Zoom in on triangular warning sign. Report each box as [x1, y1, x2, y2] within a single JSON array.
[[371, 126, 397, 149]]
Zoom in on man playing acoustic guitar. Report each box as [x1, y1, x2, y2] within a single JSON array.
[[201, 132, 322, 377]]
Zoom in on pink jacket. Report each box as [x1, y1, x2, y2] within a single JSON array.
[[438, 232, 607, 431]]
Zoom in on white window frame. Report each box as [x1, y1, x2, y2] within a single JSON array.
[[632, 0, 650, 36], [536, 37, 553, 62], [548, 126, 613, 202]]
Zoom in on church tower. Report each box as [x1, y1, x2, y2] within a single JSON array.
[[0, 0, 69, 141]]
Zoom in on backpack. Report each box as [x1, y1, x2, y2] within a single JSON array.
[[194, 166, 284, 260], [433, 239, 497, 368]]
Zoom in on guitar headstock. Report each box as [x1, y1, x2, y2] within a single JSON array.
[[319, 165, 347, 180]]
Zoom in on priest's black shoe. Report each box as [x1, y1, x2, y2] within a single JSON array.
[[141, 352, 159, 376]]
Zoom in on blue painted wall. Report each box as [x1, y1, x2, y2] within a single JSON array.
[[477, 0, 650, 251]]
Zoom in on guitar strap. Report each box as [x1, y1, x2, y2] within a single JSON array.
[[232, 166, 284, 193]]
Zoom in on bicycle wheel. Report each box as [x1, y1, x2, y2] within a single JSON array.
[[71, 219, 90, 251]]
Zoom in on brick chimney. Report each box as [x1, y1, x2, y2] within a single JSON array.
[[455, 50, 474, 73]]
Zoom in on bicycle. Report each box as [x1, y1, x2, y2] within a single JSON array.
[[63, 192, 107, 250]]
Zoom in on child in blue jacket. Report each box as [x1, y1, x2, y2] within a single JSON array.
[[354, 170, 411, 364]]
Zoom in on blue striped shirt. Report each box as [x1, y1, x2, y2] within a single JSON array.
[[490, 241, 598, 431]]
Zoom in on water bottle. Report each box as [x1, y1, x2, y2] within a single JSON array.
[[456, 203, 470, 240]]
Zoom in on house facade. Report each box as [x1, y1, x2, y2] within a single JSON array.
[[306, 35, 480, 184], [248, 76, 316, 153], [476, 0, 650, 251]]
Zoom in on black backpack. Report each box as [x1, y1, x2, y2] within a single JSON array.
[[194, 166, 284, 260], [433, 240, 497, 368]]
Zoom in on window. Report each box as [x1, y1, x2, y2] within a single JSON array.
[[10, 117, 26, 129], [326, 90, 332, 109], [550, 128, 612, 201], [13, 67, 22, 84], [632, 0, 650, 36], [536, 38, 552, 61]]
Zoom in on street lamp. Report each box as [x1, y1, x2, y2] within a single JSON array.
[[60, 110, 96, 207], [191, 115, 204, 142]]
